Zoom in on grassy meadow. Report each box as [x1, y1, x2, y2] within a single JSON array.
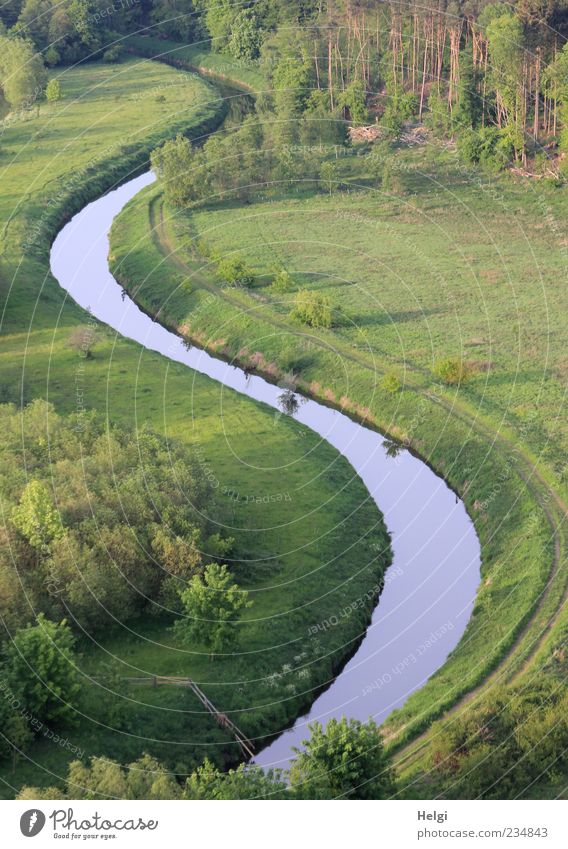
[[0, 59, 390, 795]]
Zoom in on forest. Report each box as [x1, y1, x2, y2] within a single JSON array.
[[1, 0, 568, 805], [2, 1, 568, 172]]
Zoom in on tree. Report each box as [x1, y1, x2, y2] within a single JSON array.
[[11, 480, 64, 552], [0, 34, 46, 108], [45, 78, 61, 102], [483, 9, 526, 161], [0, 695, 33, 771], [184, 758, 287, 799], [291, 289, 332, 329], [289, 717, 396, 799], [339, 80, 369, 125], [433, 357, 472, 385], [453, 48, 483, 130], [4, 614, 80, 726], [151, 135, 206, 207], [19, 753, 182, 800], [228, 9, 264, 61], [271, 268, 294, 293], [319, 159, 339, 195], [150, 0, 199, 43], [174, 563, 252, 654], [543, 42, 568, 172]]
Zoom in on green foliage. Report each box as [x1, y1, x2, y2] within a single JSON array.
[[453, 48, 483, 130], [0, 34, 46, 108], [0, 691, 33, 768], [289, 717, 395, 799], [150, 0, 200, 43], [174, 563, 252, 654], [433, 357, 471, 385], [381, 91, 417, 140], [228, 9, 264, 61], [151, 134, 205, 207], [430, 682, 568, 799], [18, 753, 182, 800], [4, 614, 80, 727], [216, 255, 255, 287], [11, 480, 64, 552], [319, 159, 339, 194], [45, 78, 61, 103], [457, 125, 516, 169], [0, 401, 218, 633], [381, 372, 401, 394], [291, 289, 332, 329], [425, 87, 453, 139], [184, 758, 287, 799], [102, 45, 125, 64], [339, 80, 369, 125]]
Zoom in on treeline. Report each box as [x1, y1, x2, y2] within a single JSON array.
[[2, 2, 568, 167], [17, 715, 395, 800]]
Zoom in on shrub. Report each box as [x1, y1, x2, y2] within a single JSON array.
[[102, 45, 124, 64], [433, 357, 471, 385], [45, 79, 61, 103], [381, 372, 401, 394], [291, 290, 332, 329], [271, 268, 294, 293], [217, 255, 255, 287]]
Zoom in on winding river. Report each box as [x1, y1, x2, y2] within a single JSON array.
[[50, 170, 480, 770]]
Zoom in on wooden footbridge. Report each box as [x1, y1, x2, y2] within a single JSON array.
[[124, 675, 255, 759]]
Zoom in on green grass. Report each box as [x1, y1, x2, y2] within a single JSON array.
[[126, 35, 266, 93], [108, 137, 568, 756], [0, 59, 390, 796]]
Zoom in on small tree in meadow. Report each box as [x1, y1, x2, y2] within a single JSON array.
[[319, 160, 339, 195], [45, 79, 61, 103], [433, 357, 471, 385], [174, 563, 252, 654]]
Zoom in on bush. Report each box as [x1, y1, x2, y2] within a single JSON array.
[[457, 126, 516, 170], [291, 290, 332, 329], [102, 45, 124, 64], [433, 357, 471, 385], [381, 372, 401, 394], [45, 79, 61, 103], [271, 268, 294, 293], [217, 255, 255, 287]]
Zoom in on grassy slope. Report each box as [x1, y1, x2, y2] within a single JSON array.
[[0, 60, 390, 795], [109, 138, 568, 765], [125, 35, 266, 92]]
